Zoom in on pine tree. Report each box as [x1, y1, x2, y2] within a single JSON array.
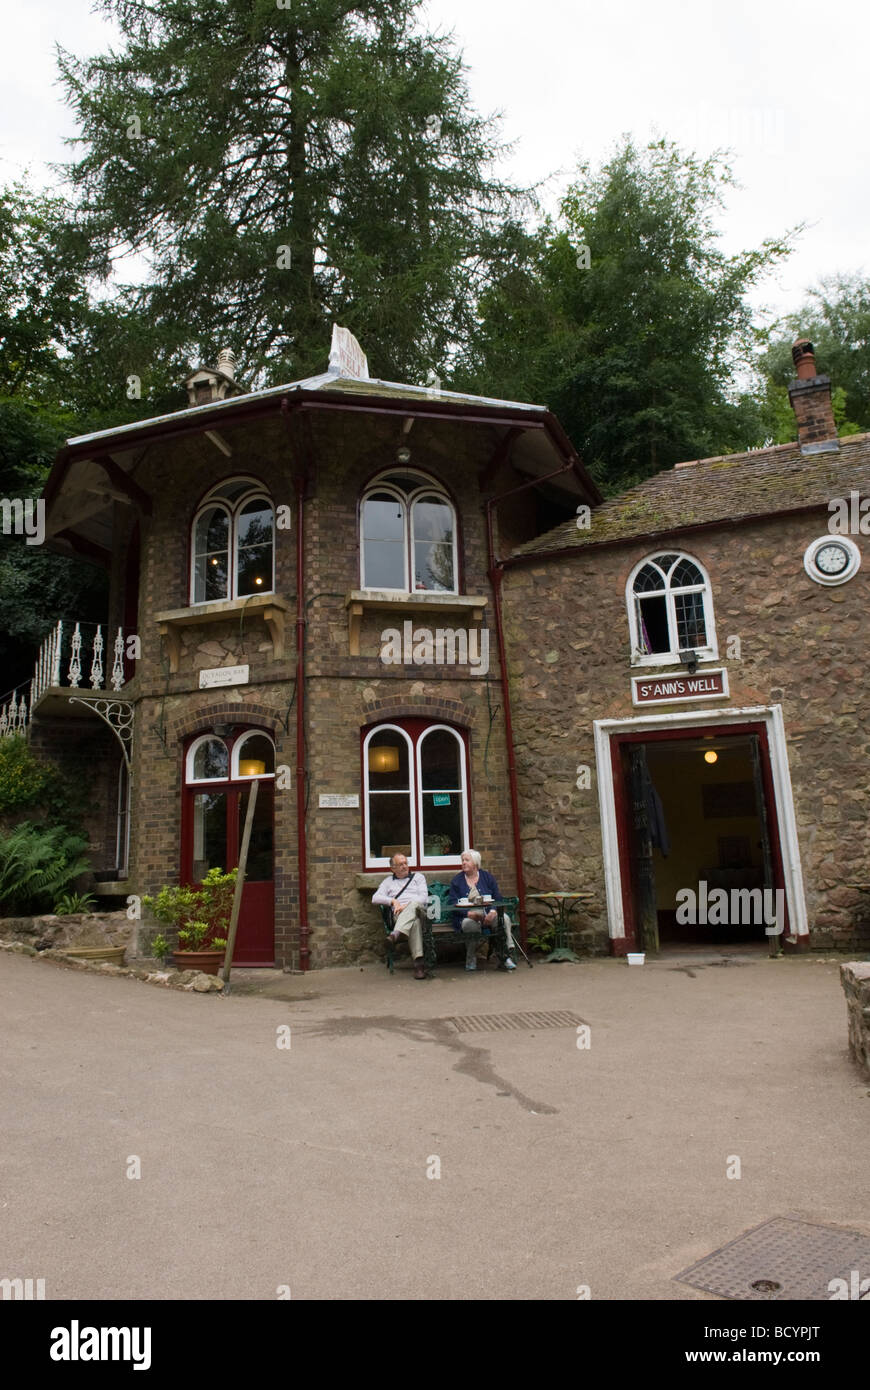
[[58, 0, 527, 385]]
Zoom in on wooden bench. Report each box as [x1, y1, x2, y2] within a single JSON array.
[[378, 881, 518, 975]]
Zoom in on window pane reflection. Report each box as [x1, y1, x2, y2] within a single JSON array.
[[192, 791, 227, 879]]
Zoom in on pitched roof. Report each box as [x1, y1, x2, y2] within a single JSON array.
[[509, 432, 870, 559]]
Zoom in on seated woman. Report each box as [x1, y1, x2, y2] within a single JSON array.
[[447, 848, 516, 972]]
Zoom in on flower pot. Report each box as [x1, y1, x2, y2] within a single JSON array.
[[172, 949, 225, 975], [63, 945, 126, 965], [626, 952, 645, 965]]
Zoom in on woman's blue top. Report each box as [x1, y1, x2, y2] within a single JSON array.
[[447, 869, 502, 932]]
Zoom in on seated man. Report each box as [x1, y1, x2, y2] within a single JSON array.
[[372, 853, 429, 980]]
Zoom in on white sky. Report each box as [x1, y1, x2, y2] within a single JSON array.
[[2, 0, 868, 325]]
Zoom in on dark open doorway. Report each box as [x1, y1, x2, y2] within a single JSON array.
[[613, 723, 789, 953]]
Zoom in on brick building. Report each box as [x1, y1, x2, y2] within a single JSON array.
[[6, 333, 867, 963], [16, 331, 599, 967]]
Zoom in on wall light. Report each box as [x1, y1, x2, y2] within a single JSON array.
[[704, 750, 718, 764]]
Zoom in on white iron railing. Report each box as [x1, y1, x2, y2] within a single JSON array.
[[0, 620, 128, 739]]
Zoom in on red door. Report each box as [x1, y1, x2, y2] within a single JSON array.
[[182, 734, 275, 966]]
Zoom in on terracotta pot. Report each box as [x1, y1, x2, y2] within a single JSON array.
[[63, 945, 126, 965], [171, 949, 224, 975]]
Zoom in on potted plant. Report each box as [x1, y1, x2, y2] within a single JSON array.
[[143, 867, 236, 975]]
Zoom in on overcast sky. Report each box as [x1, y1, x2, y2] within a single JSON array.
[[3, 0, 867, 325]]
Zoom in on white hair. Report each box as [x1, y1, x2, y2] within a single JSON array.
[[462, 848, 481, 868]]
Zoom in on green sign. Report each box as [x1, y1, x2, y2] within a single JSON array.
[[432, 794, 451, 806]]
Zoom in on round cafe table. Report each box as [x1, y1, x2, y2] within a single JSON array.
[[526, 891, 594, 962]]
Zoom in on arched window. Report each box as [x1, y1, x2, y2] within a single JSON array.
[[627, 553, 717, 665], [191, 477, 274, 604], [362, 720, 469, 868], [360, 471, 457, 593]]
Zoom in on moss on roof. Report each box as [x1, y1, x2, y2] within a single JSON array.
[[511, 434, 870, 557]]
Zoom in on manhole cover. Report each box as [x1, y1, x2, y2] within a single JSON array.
[[676, 1217, 870, 1300], [444, 1010, 584, 1034]]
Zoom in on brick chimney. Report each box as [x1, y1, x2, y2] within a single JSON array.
[[185, 347, 245, 407], [787, 338, 839, 454]]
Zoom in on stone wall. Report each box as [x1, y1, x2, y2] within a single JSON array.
[[0, 910, 132, 952], [840, 963, 870, 1078]]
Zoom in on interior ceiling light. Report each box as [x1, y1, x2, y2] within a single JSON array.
[[369, 745, 400, 773], [704, 750, 718, 764]]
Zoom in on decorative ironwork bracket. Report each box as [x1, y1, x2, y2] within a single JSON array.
[[67, 696, 134, 771]]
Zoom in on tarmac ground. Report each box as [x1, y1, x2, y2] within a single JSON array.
[[2, 943, 868, 1302]]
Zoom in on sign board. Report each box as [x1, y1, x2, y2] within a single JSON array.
[[199, 664, 250, 689], [319, 793, 360, 809], [432, 794, 451, 806], [631, 668, 729, 707], [328, 325, 369, 380]]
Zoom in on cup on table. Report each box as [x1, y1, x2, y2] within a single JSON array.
[[482, 894, 493, 902]]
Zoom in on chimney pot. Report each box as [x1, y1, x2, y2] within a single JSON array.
[[216, 347, 236, 380], [792, 338, 817, 380]]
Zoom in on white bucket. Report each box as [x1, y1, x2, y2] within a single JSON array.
[[626, 952, 645, 965]]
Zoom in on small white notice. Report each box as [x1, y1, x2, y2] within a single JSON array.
[[319, 794, 360, 808], [199, 665, 250, 689]]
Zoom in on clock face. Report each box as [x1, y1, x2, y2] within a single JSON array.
[[814, 543, 850, 576]]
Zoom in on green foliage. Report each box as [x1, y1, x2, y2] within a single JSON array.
[[178, 920, 228, 952], [526, 921, 557, 955], [456, 138, 799, 491], [144, 867, 237, 951], [0, 736, 52, 812], [54, 891, 97, 915], [57, 0, 528, 385], [0, 736, 91, 834], [150, 931, 171, 963], [0, 822, 90, 915]]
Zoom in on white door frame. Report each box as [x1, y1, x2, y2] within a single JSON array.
[[593, 704, 808, 941]]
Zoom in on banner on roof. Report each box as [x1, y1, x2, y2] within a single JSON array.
[[329, 326, 369, 380]]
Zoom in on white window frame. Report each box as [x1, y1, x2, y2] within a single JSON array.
[[190, 477, 275, 605], [363, 724, 417, 869], [626, 552, 718, 668], [416, 724, 469, 868], [231, 731, 277, 780], [185, 735, 229, 784], [360, 470, 458, 595]]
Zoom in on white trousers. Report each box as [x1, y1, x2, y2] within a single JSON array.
[[391, 900, 424, 959]]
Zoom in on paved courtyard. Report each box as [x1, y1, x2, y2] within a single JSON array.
[[1, 947, 868, 1300]]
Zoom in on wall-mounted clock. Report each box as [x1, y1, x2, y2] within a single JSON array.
[[803, 535, 861, 586]]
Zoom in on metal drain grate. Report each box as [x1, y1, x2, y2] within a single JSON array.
[[444, 1010, 585, 1034], [676, 1217, 870, 1301]]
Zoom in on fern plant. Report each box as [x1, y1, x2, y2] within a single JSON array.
[[0, 823, 90, 915], [54, 892, 97, 915]]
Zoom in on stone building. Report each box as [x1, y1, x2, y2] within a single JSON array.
[[10, 330, 599, 967], [502, 340, 870, 954], [5, 332, 867, 963]]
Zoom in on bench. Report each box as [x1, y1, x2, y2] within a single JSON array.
[[378, 881, 518, 975]]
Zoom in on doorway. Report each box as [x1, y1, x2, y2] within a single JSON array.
[[181, 730, 275, 965], [611, 722, 789, 953]]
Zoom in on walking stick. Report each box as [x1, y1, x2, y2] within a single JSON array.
[[220, 778, 259, 992]]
